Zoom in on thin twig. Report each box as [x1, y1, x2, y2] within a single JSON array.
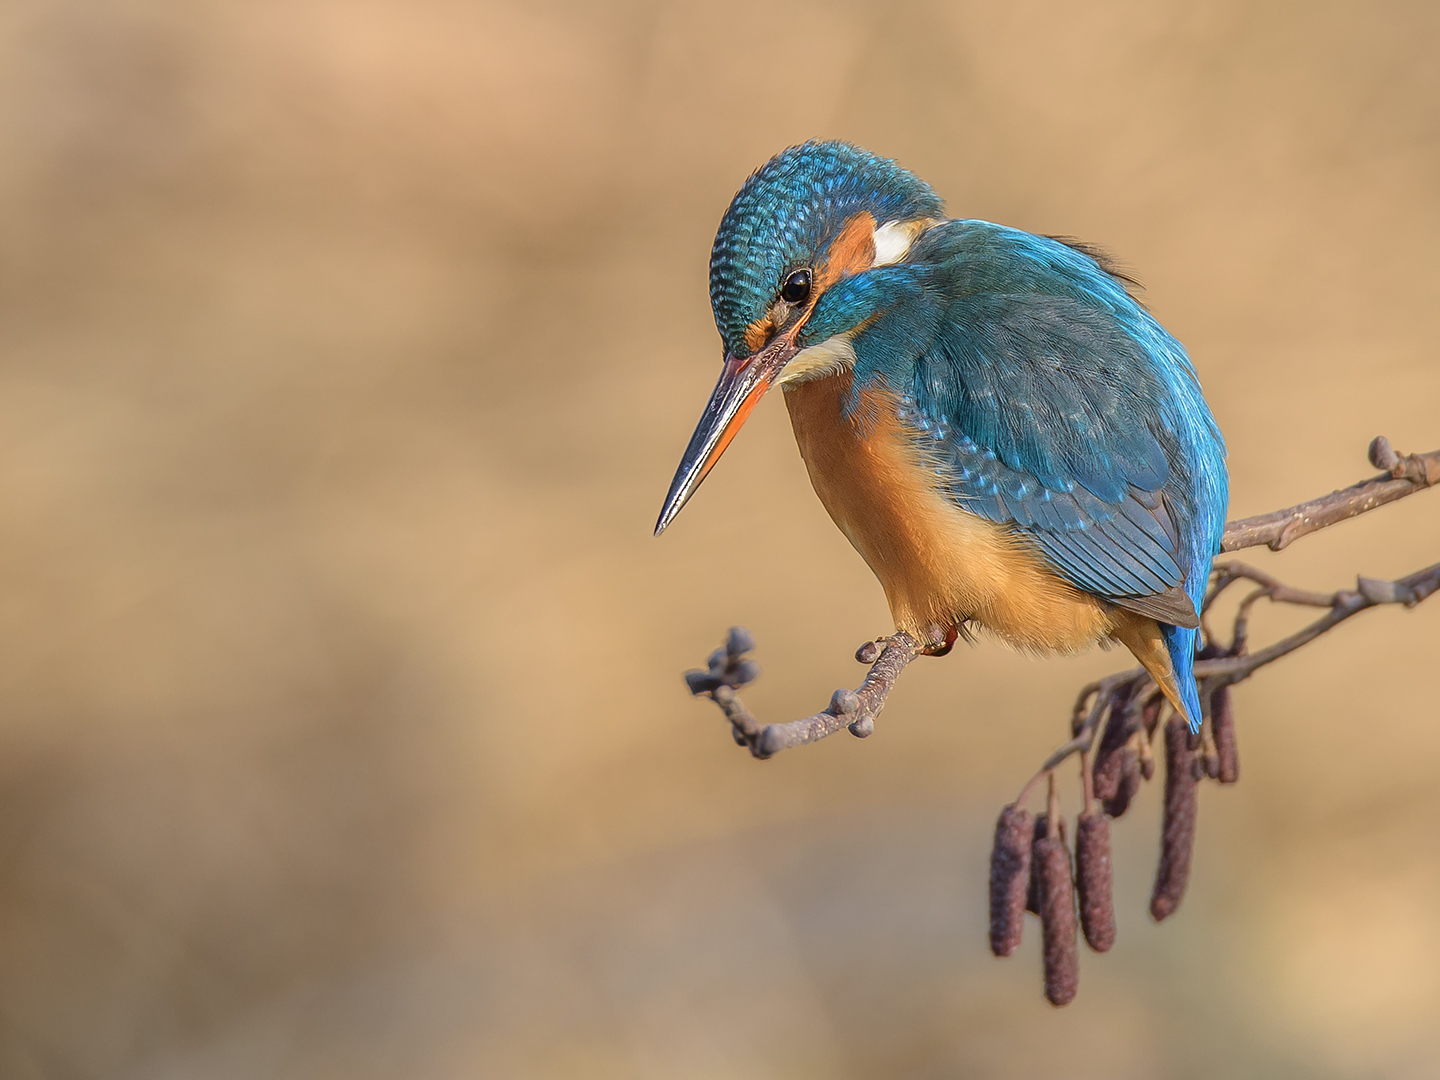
[[1221, 439, 1438, 552], [691, 631, 920, 759], [1013, 671, 1150, 807], [1196, 562, 1440, 686]]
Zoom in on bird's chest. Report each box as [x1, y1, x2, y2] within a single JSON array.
[[781, 372, 1111, 651], [781, 373, 930, 561]]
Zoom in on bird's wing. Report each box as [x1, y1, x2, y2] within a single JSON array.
[[895, 225, 1202, 627]]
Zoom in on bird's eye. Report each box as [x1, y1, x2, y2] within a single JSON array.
[[780, 269, 812, 305]]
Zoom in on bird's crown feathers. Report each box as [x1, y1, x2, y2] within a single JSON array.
[[709, 141, 943, 356]]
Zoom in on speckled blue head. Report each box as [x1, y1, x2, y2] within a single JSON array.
[[709, 141, 944, 358]]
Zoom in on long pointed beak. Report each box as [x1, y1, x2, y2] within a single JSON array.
[[654, 337, 796, 536]]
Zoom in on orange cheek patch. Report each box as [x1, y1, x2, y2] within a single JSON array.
[[815, 212, 878, 290]]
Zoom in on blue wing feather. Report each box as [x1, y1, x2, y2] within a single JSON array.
[[830, 222, 1229, 726]]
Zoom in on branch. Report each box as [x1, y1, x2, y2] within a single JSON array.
[[1221, 436, 1438, 552], [1017, 557, 1440, 795], [683, 437, 1439, 762], [681, 435, 1440, 1005], [984, 555, 1439, 1004], [983, 439, 1440, 1005], [685, 628, 919, 759], [1196, 560, 1440, 686]]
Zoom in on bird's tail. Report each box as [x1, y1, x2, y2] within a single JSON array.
[[1160, 623, 1203, 733], [1112, 614, 1203, 734]]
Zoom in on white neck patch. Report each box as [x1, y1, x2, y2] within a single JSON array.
[[871, 218, 931, 267]]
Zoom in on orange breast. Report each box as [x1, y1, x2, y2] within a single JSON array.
[[782, 372, 1120, 654]]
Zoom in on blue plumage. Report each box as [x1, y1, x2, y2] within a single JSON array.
[[662, 141, 1229, 732], [856, 222, 1226, 725]]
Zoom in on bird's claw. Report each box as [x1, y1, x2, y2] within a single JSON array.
[[918, 624, 960, 657]]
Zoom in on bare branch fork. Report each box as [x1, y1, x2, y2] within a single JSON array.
[[681, 437, 1439, 1004]]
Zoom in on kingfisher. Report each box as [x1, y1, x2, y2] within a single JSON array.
[[655, 142, 1228, 731]]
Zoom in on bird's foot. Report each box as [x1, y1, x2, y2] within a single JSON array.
[[918, 624, 960, 658]]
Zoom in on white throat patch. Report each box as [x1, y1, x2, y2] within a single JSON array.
[[776, 332, 857, 387]]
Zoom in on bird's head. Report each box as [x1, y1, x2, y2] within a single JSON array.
[[656, 141, 944, 535]]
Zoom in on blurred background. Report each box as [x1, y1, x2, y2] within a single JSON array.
[[0, 1, 1436, 1077]]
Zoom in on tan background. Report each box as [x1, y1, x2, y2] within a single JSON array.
[[0, 1, 1437, 1077]]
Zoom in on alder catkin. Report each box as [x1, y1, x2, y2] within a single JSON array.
[[1026, 826, 1041, 914], [1075, 810, 1116, 952], [1151, 714, 1199, 921], [1211, 684, 1239, 783], [1091, 686, 1139, 800], [988, 804, 1034, 957], [1036, 834, 1079, 1005], [1139, 737, 1156, 781], [1092, 747, 1122, 802], [1092, 719, 1127, 802], [1203, 740, 1221, 780], [1026, 814, 1067, 914], [1103, 748, 1142, 818], [1141, 695, 1164, 737]]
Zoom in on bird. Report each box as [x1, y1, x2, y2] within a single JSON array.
[[655, 141, 1228, 731]]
